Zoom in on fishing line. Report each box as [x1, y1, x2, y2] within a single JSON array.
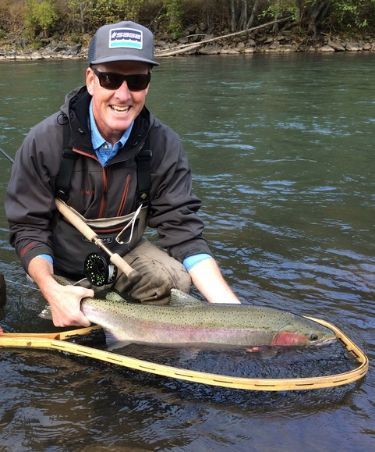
[[4, 278, 39, 291], [0, 147, 15, 164]]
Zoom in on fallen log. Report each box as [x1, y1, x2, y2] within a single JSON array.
[[156, 16, 292, 57]]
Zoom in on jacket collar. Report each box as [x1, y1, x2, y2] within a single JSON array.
[[60, 85, 152, 157]]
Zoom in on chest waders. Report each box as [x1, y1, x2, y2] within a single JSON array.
[[55, 121, 152, 285]]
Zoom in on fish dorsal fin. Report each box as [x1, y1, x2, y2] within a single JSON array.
[[105, 291, 128, 302], [169, 289, 205, 307]]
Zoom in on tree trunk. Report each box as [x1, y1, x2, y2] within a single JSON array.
[[230, 0, 236, 32], [238, 0, 248, 30], [79, 3, 85, 34], [307, 1, 331, 37], [272, 0, 281, 33], [295, 0, 305, 24], [247, 0, 260, 28]]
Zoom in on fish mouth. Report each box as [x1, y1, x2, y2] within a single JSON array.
[[308, 335, 336, 346]]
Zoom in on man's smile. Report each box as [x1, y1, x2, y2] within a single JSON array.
[[110, 105, 131, 113]]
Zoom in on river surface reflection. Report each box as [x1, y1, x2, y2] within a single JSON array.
[[0, 54, 374, 451]]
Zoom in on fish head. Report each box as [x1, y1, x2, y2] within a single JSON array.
[[271, 317, 336, 347]]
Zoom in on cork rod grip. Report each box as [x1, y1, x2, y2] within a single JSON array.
[[55, 199, 97, 241]]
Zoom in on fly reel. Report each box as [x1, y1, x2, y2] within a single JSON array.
[[84, 253, 117, 287]]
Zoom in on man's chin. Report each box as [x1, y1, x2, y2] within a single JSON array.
[[109, 119, 133, 133]]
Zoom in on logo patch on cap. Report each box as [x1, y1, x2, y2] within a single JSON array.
[[109, 27, 143, 49]]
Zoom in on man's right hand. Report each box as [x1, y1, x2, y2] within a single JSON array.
[[28, 256, 94, 327], [46, 283, 94, 327]]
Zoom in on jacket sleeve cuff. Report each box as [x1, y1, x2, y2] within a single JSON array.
[[168, 237, 212, 263], [19, 243, 54, 272]]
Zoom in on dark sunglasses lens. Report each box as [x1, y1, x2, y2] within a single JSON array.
[[101, 73, 123, 90], [126, 74, 151, 91], [95, 70, 150, 91]]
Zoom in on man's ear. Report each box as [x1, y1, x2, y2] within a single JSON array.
[[86, 67, 95, 96]]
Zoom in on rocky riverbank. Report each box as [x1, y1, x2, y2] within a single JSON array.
[[0, 32, 374, 61]]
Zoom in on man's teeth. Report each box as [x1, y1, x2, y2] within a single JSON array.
[[111, 105, 130, 112]]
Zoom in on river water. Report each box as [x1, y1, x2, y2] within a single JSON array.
[[0, 54, 374, 450]]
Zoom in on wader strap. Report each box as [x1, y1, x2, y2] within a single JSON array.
[[135, 139, 152, 205], [55, 122, 78, 201]]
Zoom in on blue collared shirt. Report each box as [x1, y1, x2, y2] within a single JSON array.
[[89, 100, 134, 167]]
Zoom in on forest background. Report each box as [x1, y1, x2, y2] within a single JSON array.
[[0, 0, 375, 53]]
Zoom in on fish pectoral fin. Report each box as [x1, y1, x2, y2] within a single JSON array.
[[178, 348, 201, 363], [106, 340, 132, 351], [105, 291, 128, 303], [103, 329, 131, 350], [39, 305, 52, 320], [246, 346, 279, 359]]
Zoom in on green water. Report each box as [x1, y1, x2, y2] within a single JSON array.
[[0, 54, 374, 450]]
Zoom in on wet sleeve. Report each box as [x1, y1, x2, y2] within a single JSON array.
[[5, 125, 57, 271]]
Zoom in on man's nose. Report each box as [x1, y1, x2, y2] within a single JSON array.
[[114, 80, 132, 98]]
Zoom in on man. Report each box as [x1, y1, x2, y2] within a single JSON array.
[[5, 21, 240, 328]]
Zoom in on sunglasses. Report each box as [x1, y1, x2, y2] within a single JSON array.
[[91, 67, 151, 91]]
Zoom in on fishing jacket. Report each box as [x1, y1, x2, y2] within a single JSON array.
[[5, 86, 211, 277]]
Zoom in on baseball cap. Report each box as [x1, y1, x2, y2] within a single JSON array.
[[88, 20, 159, 66]]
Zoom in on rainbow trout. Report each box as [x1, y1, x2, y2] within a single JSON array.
[[77, 290, 335, 349]]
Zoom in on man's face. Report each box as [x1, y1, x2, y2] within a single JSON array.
[[86, 60, 150, 144]]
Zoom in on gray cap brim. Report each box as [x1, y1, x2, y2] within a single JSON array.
[[90, 55, 159, 66]]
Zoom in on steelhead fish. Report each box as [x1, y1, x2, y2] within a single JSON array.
[[76, 289, 335, 349]]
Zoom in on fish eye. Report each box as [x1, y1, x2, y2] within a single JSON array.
[[310, 334, 319, 341]]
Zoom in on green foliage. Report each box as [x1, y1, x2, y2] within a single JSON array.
[[164, 0, 183, 37], [262, 0, 297, 19], [330, 0, 375, 30], [0, 0, 374, 45], [25, 0, 57, 38], [65, 0, 146, 33]]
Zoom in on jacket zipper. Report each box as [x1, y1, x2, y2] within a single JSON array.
[[72, 148, 135, 219], [116, 174, 131, 216], [98, 167, 107, 218]]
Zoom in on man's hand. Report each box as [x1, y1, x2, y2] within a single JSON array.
[[46, 283, 94, 327], [28, 256, 94, 327]]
